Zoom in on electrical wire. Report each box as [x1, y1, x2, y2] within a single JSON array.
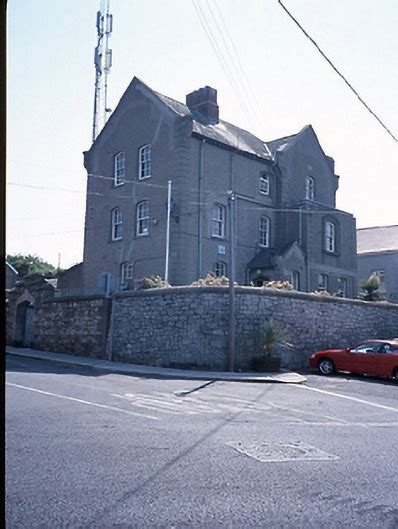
[[278, 0, 397, 143]]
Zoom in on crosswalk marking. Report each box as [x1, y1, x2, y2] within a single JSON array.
[[110, 390, 273, 417]]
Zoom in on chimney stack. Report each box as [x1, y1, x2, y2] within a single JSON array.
[[186, 86, 219, 124]]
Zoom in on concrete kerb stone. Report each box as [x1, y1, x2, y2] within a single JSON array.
[[6, 347, 307, 384]]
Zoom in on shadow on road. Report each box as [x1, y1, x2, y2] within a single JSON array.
[[300, 368, 397, 387]]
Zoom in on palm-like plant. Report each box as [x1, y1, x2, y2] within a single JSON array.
[[262, 319, 290, 359], [360, 273, 380, 301]]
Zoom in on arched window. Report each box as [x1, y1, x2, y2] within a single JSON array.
[[259, 216, 270, 247], [318, 273, 329, 291], [114, 152, 126, 186], [138, 145, 151, 180], [305, 176, 315, 201], [324, 220, 336, 253], [111, 208, 122, 240], [259, 174, 270, 195], [136, 201, 150, 236]]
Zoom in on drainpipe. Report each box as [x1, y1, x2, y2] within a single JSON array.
[[198, 139, 206, 278]]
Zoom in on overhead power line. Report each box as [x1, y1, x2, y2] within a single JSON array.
[[278, 0, 398, 143]]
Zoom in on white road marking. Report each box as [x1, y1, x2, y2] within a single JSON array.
[[292, 384, 398, 413], [6, 383, 158, 420]]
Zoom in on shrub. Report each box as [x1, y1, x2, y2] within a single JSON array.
[[262, 280, 293, 291], [137, 275, 171, 290], [191, 273, 235, 287]]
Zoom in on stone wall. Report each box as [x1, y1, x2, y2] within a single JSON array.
[[112, 287, 398, 370], [32, 295, 111, 359]]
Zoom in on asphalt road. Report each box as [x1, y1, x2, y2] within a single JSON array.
[[6, 354, 398, 529]]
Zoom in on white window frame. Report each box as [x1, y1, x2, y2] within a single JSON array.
[[337, 277, 347, 297], [114, 152, 126, 186], [136, 201, 150, 236], [138, 145, 151, 180], [212, 204, 226, 238], [214, 261, 226, 277], [318, 273, 328, 291], [120, 261, 134, 288], [111, 208, 123, 241], [325, 220, 336, 253], [305, 176, 315, 201], [259, 216, 270, 248], [259, 174, 270, 196]]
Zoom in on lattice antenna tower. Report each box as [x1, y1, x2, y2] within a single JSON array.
[[92, 0, 113, 142]]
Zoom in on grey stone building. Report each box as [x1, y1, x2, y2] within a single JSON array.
[[80, 77, 357, 296], [357, 225, 398, 303]]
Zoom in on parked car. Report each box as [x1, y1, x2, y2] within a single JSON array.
[[309, 340, 398, 380]]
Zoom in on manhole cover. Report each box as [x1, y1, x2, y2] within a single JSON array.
[[228, 440, 339, 462]]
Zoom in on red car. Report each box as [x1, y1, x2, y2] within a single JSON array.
[[309, 340, 398, 380]]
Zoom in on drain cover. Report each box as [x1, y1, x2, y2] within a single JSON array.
[[228, 440, 339, 463]]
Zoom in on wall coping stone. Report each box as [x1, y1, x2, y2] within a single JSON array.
[[42, 294, 108, 304], [113, 286, 398, 309]]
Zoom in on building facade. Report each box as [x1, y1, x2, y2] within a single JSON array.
[[80, 77, 357, 296], [357, 225, 398, 303]]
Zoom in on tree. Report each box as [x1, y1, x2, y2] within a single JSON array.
[[6, 254, 57, 275], [360, 273, 381, 301]]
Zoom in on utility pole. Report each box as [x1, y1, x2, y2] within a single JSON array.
[[165, 180, 172, 282], [227, 190, 236, 372], [92, 0, 113, 142]]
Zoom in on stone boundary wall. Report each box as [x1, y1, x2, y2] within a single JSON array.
[[32, 295, 111, 359], [111, 287, 398, 370]]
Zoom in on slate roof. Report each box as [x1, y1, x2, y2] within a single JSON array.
[[153, 85, 272, 159], [357, 225, 398, 254], [247, 249, 276, 269], [266, 133, 298, 154]]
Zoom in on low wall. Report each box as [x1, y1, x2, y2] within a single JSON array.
[[112, 287, 398, 370], [32, 295, 111, 359]]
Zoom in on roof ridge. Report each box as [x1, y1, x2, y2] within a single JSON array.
[[357, 225, 398, 231]]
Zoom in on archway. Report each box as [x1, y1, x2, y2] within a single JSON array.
[[15, 301, 34, 347]]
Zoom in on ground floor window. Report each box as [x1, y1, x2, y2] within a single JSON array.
[[318, 273, 328, 291], [337, 277, 347, 297], [291, 271, 300, 291], [120, 262, 134, 289], [214, 261, 226, 277]]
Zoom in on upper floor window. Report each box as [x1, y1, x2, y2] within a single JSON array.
[[111, 208, 122, 241], [337, 277, 347, 297], [259, 174, 270, 195], [120, 261, 134, 289], [212, 204, 225, 238], [324, 220, 336, 253], [259, 216, 270, 247], [114, 152, 126, 186], [305, 176, 315, 201], [318, 273, 328, 291], [214, 261, 226, 278], [136, 200, 150, 236], [139, 145, 151, 180]]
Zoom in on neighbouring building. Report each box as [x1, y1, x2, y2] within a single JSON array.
[[77, 77, 357, 297], [357, 225, 398, 303], [6, 261, 19, 289]]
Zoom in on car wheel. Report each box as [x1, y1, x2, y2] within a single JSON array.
[[393, 368, 398, 383], [318, 358, 335, 376]]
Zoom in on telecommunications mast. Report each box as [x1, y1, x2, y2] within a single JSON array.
[[92, 0, 113, 142]]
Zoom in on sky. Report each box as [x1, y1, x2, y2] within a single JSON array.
[[7, 0, 398, 269]]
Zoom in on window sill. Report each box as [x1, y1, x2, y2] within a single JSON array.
[[138, 176, 151, 181], [113, 182, 125, 188]]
